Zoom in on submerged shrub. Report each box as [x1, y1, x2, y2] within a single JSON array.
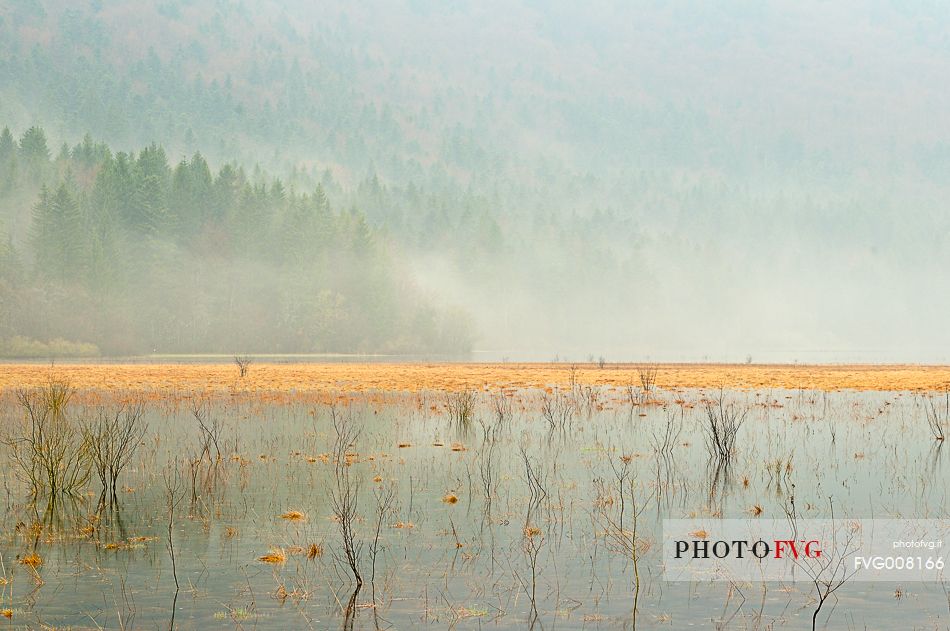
[[2, 380, 92, 499]]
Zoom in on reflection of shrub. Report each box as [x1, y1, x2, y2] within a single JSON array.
[[0, 336, 100, 358]]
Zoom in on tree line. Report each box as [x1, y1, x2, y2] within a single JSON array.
[[0, 125, 473, 357]]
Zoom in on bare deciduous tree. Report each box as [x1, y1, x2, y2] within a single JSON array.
[[83, 402, 148, 507], [234, 355, 252, 378]]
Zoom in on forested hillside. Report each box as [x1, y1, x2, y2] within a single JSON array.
[[2, 0, 950, 359], [0, 126, 472, 355]]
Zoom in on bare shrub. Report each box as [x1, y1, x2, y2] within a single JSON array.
[[476, 415, 502, 447], [784, 497, 860, 631], [651, 406, 684, 455], [518, 447, 549, 621], [637, 364, 658, 393], [703, 390, 747, 463], [192, 401, 224, 462], [446, 389, 477, 432], [2, 380, 91, 499], [540, 387, 575, 432], [369, 483, 396, 596], [234, 355, 252, 378], [188, 401, 226, 503], [923, 392, 948, 441], [478, 438, 498, 516], [626, 382, 644, 407], [490, 390, 513, 424], [328, 404, 363, 589], [519, 446, 549, 530], [83, 403, 148, 506], [594, 456, 651, 628]]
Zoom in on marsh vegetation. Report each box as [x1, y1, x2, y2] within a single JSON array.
[[0, 371, 947, 629]]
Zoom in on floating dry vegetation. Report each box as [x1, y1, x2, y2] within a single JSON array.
[[442, 493, 459, 504], [258, 547, 287, 565], [18, 552, 42, 568], [279, 510, 307, 522]]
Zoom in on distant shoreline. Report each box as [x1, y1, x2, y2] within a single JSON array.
[[1, 362, 948, 394]]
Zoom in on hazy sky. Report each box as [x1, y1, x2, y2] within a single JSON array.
[[2, 0, 949, 361]]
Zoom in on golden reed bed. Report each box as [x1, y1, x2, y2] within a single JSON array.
[[1, 362, 949, 396]]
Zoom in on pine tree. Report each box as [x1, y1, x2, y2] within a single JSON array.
[[31, 183, 83, 283], [19, 126, 50, 165], [132, 144, 171, 236]]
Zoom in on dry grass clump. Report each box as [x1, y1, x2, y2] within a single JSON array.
[[523, 526, 542, 537], [279, 510, 307, 522], [307, 544, 323, 559], [18, 552, 42, 568], [258, 547, 287, 565], [442, 493, 459, 504], [446, 389, 477, 431]]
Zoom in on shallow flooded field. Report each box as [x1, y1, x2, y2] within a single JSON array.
[[1, 374, 948, 629]]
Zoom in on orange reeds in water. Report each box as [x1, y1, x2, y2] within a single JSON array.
[[19, 552, 42, 568], [307, 544, 323, 559], [10, 362, 950, 402], [523, 526, 542, 537], [258, 547, 287, 564], [1, 609, 11, 619], [442, 493, 459, 504], [279, 510, 307, 522]]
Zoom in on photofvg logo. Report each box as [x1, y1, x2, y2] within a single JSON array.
[[663, 519, 950, 582], [674, 536, 823, 561]]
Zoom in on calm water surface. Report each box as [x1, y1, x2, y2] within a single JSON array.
[[0, 387, 947, 629]]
